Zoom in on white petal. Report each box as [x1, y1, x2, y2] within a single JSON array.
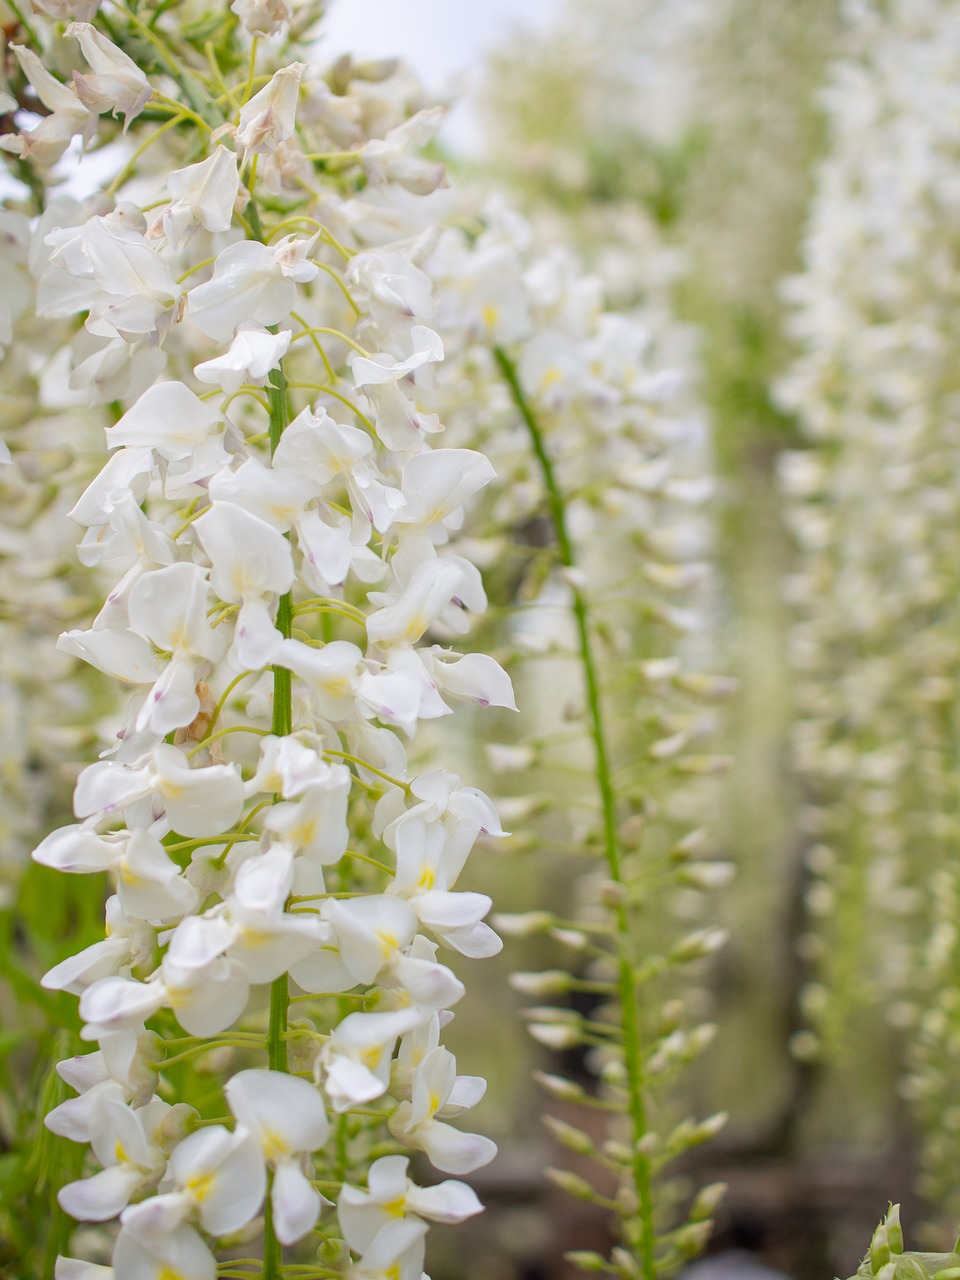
[[112, 1224, 216, 1280], [42, 937, 132, 993], [59, 1164, 144, 1221], [390, 955, 464, 1009], [414, 1120, 496, 1175], [121, 1192, 192, 1238], [57, 628, 158, 684], [435, 920, 503, 959], [406, 1177, 483, 1224], [232, 597, 284, 669], [428, 651, 517, 711], [106, 383, 218, 460], [193, 501, 295, 603], [55, 1258, 114, 1279], [225, 1069, 330, 1158], [171, 1126, 266, 1236], [79, 976, 166, 1034], [357, 1219, 427, 1277], [272, 1159, 321, 1245], [164, 958, 249, 1036], [442, 1074, 486, 1115], [33, 825, 119, 874], [187, 241, 295, 343], [151, 744, 245, 838], [136, 657, 203, 737], [128, 563, 223, 661]]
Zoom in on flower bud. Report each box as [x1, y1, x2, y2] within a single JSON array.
[[157, 1102, 199, 1151], [615, 1186, 640, 1218], [529, 1022, 582, 1050], [679, 861, 735, 891], [543, 1116, 597, 1157], [672, 754, 734, 776], [510, 969, 572, 996], [545, 1168, 600, 1201], [670, 927, 728, 963], [492, 910, 554, 936], [611, 1246, 643, 1279], [885, 1205, 903, 1256], [533, 1071, 588, 1102], [690, 1182, 727, 1221], [550, 927, 591, 949], [564, 1252, 614, 1274], [599, 879, 628, 908], [670, 1220, 714, 1257]]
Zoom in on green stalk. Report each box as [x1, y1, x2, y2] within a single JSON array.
[[263, 338, 292, 1280], [494, 346, 657, 1280]]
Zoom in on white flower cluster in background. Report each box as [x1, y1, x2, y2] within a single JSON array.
[[778, 0, 960, 1211], [0, 206, 111, 899], [412, 193, 729, 1275], [426, 193, 721, 821], [2, 6, 519, 1275]]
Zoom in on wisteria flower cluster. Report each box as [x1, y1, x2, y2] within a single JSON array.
[[777, 0, 960, 1222], [402, 192, 731, 1276], [3, 4, 518, 1276]]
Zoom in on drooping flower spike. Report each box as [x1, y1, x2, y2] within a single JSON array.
[[8, 6, 514, 1276]]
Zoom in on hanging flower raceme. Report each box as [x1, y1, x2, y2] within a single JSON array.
[[777, 0, 960, 1226], [409, 189, 732, 1278], [6, 7, 517, 1277]]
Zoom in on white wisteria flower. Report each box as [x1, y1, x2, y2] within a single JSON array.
[[225, 1069, 331, 1244]]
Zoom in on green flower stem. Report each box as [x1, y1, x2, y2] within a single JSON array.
[[494, 345, 657, 1280], [263, 237, 293, 1278]]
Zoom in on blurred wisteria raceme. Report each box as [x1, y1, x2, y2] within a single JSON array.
[[420, 189, 732, 1277], [479, 0, 960, 1261], [778, 0, 960, 1227]]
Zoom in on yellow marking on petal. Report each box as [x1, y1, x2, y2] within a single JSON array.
[[418, 866, 435, 890], [231, 566, 255, 597], [383, 1195, 406, 1217], [240, 926, 273, 949], [376, 930, 399, 961], [119, 860, 144, 888], [289, 818, 317, 848], [169, 623, 189, 652], [404, 614, 428, 643], [428, 1091, 441, 1114], [157, 1268, 188, 1280], [262, 1127, 290, 1162], [482, 305, 499, 331], [541, 367, 562, 391], [361, 1045, 382, 1068], [186, 1170, 216, 1203], [115, 1141, 127, 1163]]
